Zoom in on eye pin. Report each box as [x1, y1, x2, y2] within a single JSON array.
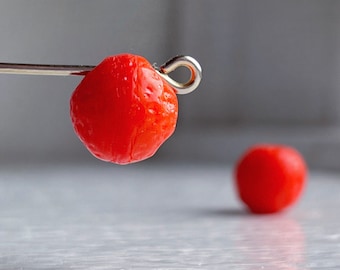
[[0, 55, 202, 94]]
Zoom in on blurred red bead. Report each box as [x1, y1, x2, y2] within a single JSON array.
[[235, 144, 307, 214]]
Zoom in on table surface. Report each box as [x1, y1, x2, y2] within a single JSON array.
[[0, 163, 339, 269]]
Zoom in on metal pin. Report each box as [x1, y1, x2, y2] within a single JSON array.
[[0, 55, 202, 94]]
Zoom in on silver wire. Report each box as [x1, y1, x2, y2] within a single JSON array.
[[0, 62, 94, 76]]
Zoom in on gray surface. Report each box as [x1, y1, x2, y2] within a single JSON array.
[[0, 163, 339, 269]]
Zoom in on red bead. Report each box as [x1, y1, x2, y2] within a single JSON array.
[[70, 53, 178, 164]]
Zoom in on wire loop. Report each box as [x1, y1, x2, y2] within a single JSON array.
[[156, 55, 202, 94]]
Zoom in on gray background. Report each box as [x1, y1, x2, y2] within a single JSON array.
[[1, 3, 340, 268], [1, 0, 340, 169]]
